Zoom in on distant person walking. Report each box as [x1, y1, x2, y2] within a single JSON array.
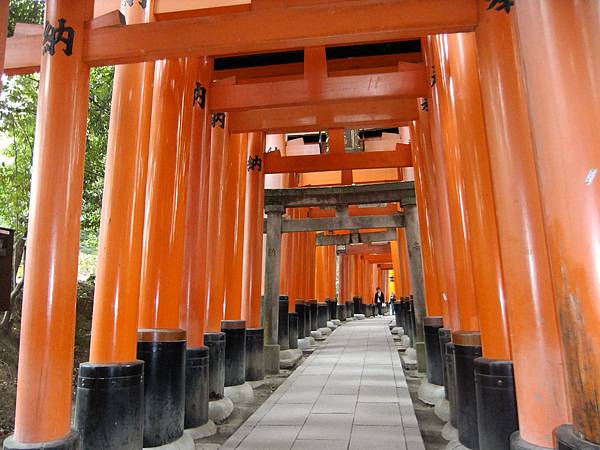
[[374, 287, 384, 316]]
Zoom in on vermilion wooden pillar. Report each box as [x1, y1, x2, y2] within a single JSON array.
[[10, 0, 93, 445], [442, 32, 510, 360], [90, 1, 154, 363], [315, 245, 328, 301], [241, 132, 265, 328], [422, 37, 460, 331], [138, 57, 196, 329], [430, 35, 479, 332], [409, 121, 443, 317], [514, 2, 600, 446], [204, 113, 230, 332], [224, 133, 249, 320], [180, 57, 212, 348], [475, 3, 570, 447]]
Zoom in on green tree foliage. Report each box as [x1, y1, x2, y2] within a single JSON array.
[[0, 0, 114, 254]]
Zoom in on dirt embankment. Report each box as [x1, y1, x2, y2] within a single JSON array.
[[0, 280, 95, 443]]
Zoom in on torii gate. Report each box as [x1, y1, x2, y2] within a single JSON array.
[[261, 181, 426, 373]]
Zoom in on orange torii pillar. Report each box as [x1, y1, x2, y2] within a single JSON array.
[[5, 1, 93, 448], [420, 38, 460, 333], [337, 253, 349, 320], [219, 133, 252, 397], [72, 1, 155, 448], [179, 57, 214, 433], [204, 111, 230, 404], [514, 3, 600, 449], [475, 3, 571, 449], [410, 117, 448, 390], [241, 132, 266, 382], [431, 32, 517, 449], [427, 34, 481, 444], [136, 57, 196, 448]]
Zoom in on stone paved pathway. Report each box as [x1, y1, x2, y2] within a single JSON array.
[[222, 318, 425, 450]]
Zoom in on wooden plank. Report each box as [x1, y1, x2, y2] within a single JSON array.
[[265, 181, 415, 209], [5, 0, 478, 74], [211, 64, 427, 111], [264, 146, 413, 174], [228, 98, 417, 133], [282, 213, 404, 232], [317, 231, 396, 246]]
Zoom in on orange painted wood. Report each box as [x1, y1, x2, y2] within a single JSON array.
[[5, 0, 479, 74], [228, 98, 417, 134], [14, 0, 94, 443], [422, 36, 460, 331], [515, 1, 600, 442], [138, 58, 196, 329], [431, 35, 479, 332], [86, 10, 125, 29], [211, 66, 427, 112], [0, 0, 7, 85], [205, 115, 230, 332], [180, 57, 213, 347], [224, 133, 249, 320], [443, 33, 510, 359], [476, 3, 570, 444], [264, 145, 412, 174], [409, 121, 443, 318], [242, 132, 266, 327], [89, 1, 155, 363]]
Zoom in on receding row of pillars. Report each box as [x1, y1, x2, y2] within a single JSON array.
[[400, 3, 600, 450]]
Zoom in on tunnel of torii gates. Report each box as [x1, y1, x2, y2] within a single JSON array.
[[0, 0, 598, 450]]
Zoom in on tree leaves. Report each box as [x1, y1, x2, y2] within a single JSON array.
[[0, 0, 114, 254]]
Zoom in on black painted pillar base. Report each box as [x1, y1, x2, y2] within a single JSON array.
[[365, 304, 372, 317], [337, 303, 347, 321], [353, 296, 362, 316], [204, 332, 226, 400], [327, 299, 337, 320], [245, 328, 264, 381], [317, 302, 328, 328], [278, 296, 290, 350], [394, 302, 402, 328], [185, 347, 210, 429], [295, 302, 306, 339], [510, 432, 555, 450], [222, 320, 247, 387], [3, 431, 80, 450], [446, 342, 458, 429], [73, 361, 144, 450], [554, 425, 600, 450], [346, 300, 354, 317], [309, 300, 318, 331], [474, 358, 518, 450], [453, 331, 483, 450], [424, 317, 444, 386], [438, 328, 452, 400], [303, 301, 311, 336], [137, 329, 186, 448], [288, 312, 298, 349]]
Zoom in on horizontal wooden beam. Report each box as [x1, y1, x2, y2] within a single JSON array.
[[317, 230, 396, 246], [5, 0, 479, 74], [265, 181, 415, 208], [210, 64, 427, 111], [214, 53, 423, 81], [342, 242, 392, 255], [379, 263, 394, 270], [365, 253, 392, 263], [282, 213, 404, 233], [228, 98, 418, 133], [308, 204, 398, 219], [264, 146, 412, 174]]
